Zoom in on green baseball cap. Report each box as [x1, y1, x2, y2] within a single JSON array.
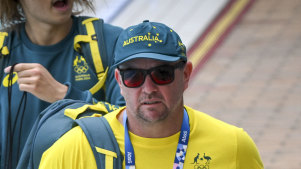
[[114, 20, 187, 66]]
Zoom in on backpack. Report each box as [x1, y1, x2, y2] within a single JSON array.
[[0, 16, 108, 94], [16, 99, 123, 169]]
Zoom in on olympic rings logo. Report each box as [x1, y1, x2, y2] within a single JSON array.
[[73, 55, 89, 74], [74, 64, 89, 74]]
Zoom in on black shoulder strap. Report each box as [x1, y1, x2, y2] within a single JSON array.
[[76, 117, 123, 169]]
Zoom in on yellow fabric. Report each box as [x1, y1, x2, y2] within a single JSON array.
[[0, 32, 8, 48], [39, 106, 264, 169], [95, 147, 117, 158], [0, 32, 9, 55], [64, 102, 108, 120], [95, 147, 117, 169], [73, 35, 91, 52], [89, 67, 108, 95], [1, 46, 9, 55]]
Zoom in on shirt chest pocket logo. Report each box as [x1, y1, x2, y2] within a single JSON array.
[[191, 153, 212, 169]]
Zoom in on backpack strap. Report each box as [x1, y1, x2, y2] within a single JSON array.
[[64, 101, 108, 120], [0, 31, 10, 83], [76, 117, 123, 169], [74, 17, 108, 95], [0, 32, 10, 56]]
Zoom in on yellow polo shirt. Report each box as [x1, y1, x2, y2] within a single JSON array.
[[39, 106, 263, 169]]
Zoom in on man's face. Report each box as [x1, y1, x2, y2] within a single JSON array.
[[115, 58, 192, 125]]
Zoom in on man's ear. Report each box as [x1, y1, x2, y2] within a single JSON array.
[[183, 61, 193, 90], [115, 69, 124, 96], [115, 69, 122, 86]]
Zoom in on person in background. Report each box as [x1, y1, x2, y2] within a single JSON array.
[[0, 0, 124, 168], [38, 20, 264, 169]]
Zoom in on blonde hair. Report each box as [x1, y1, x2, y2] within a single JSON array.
[[0, 0, 95, 29]]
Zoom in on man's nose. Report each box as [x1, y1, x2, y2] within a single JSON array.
[[141, 75, 158, 93]]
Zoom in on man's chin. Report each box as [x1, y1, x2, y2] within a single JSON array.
[[137, 107, 168, 123]]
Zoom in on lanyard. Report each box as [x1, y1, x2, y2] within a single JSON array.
[[123, 109, 190, 169]]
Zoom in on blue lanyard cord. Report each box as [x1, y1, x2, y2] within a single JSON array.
[[123, 111, 136, 169], [123, 109, 190, 169], [173, 109, 190, 169]]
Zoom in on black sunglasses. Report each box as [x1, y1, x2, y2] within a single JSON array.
[[118, 61, 186, 88]]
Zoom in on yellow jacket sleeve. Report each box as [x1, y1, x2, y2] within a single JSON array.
[[38, 126, 97, 169]]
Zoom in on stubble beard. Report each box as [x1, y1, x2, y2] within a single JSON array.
[[136, 104, 169, 124]]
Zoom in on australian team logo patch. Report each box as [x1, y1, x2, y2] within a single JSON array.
[[73, 55, 91, 81], [191, 153, 212, 169]]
